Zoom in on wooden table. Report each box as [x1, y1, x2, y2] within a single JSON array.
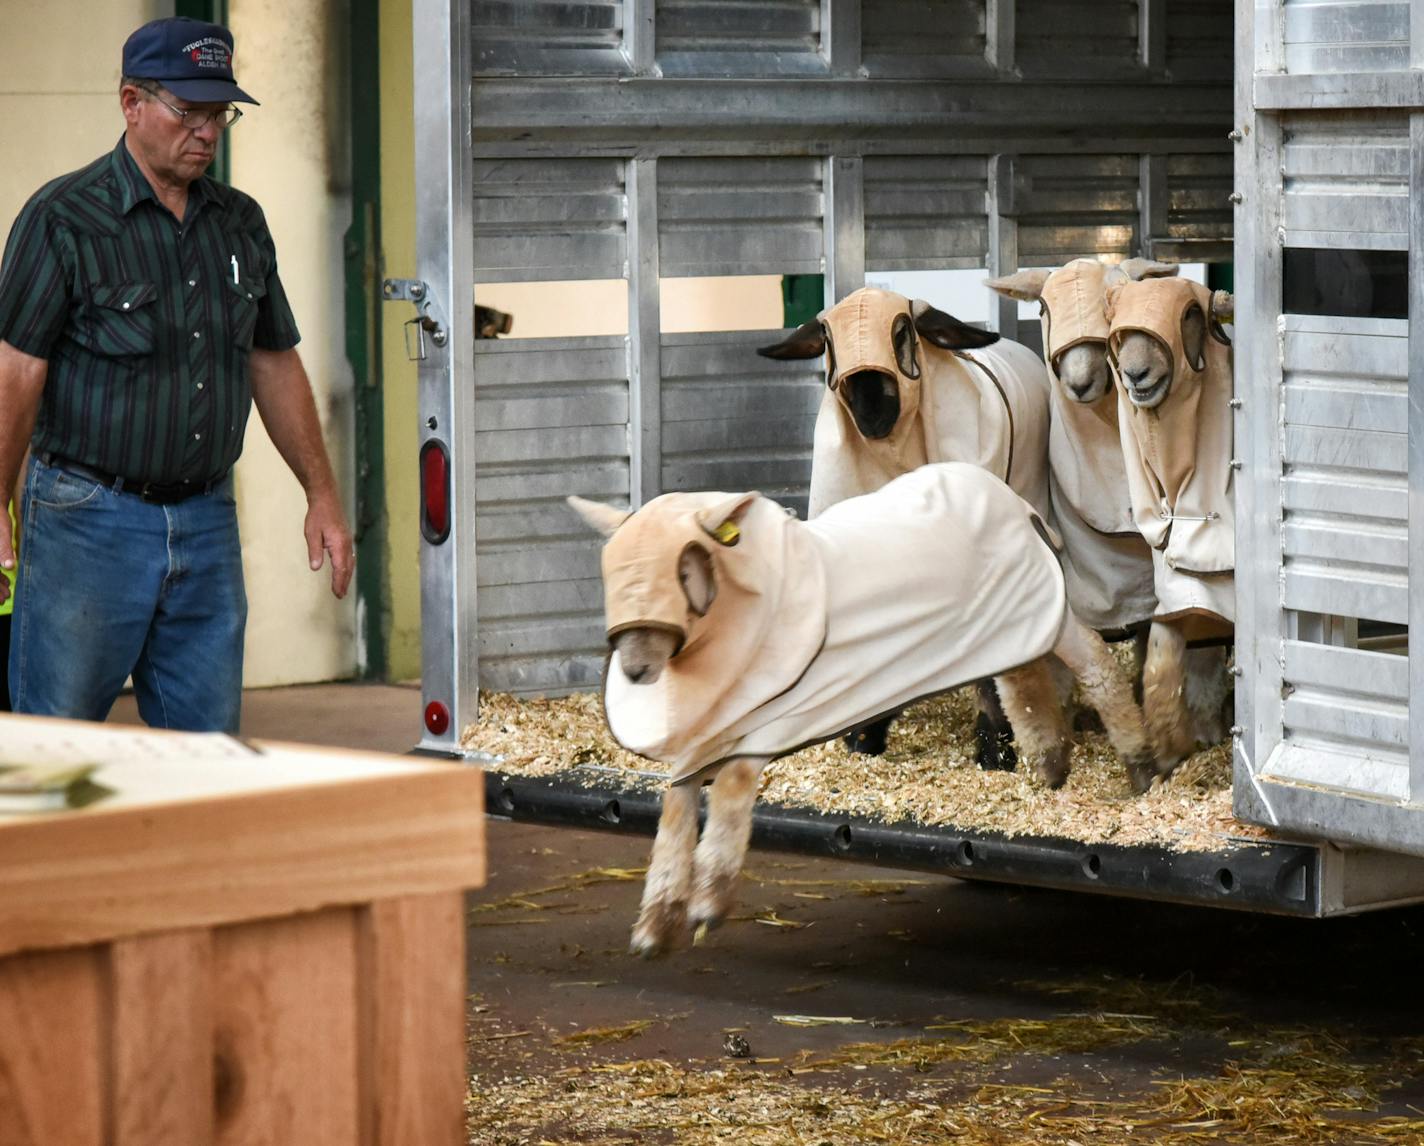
[[0, 715, 485, 1146]]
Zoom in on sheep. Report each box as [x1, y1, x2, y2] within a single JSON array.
[[569, 462, 1158, 957], [984, 258, 1169, 636], [1105, 276, 1236, 770], [755, 286, 1052, 768]]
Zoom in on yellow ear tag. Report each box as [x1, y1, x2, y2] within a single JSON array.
[[711, 521, 741, 546]]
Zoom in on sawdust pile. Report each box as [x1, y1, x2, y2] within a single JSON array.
[[462, 685, 1272, 854]]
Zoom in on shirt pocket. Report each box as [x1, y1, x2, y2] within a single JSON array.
[[224, 273, 268, 351], [82, 282, 159, 358]]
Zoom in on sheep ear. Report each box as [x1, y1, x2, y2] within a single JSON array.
[[984, 268, 1051, 302], [1208, 289, 1235, 346], [678, 544, 716, 616], [756, 319, 826, 360], [911, 299, 1001, 350], [1181, 303, 1208, 371], [1117, 258, 1179, 282], [567, 495, 630, 538], [695, 491, 760, 546], [1103, 282, 1125, 324]]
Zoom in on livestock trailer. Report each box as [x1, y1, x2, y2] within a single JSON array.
[[390, 0, 1424, 916]]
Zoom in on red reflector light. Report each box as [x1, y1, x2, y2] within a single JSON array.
[[420, 439, 450, 544], [425, 700, 450, 736]]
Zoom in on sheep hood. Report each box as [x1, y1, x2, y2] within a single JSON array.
[[1108, 277, 1235, 628], [808, 288, 1049, 521], [1041, 259, 1136, 536], [603, 463, 1068, 784]]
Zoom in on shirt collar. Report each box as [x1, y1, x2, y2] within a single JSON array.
[[111, 136, 215, 220]]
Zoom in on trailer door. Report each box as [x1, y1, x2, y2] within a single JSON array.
[[1233, 0, 1424, 855]]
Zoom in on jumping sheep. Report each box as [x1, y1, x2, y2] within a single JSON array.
[[569, 462, 1157, 957]]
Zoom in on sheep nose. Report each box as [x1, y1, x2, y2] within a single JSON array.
[[624, 663, 648, 683], [1123, 366, 1150, 388]]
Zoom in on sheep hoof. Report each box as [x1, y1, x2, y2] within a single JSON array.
[[628, 930, 667, 959], [974, 713, 1017, 771], [1033, 746, 1070, 789], [1126, 752, 1158, 795], [844, 717, 892, 756]]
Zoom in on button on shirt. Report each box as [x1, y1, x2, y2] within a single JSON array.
[[0, 137, 300, 485]]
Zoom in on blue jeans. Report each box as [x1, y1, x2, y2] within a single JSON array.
[[10, 456, 247, 732]]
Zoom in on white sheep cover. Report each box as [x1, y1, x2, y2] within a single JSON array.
[[602, 462, 1068, 785], [806, 288, 1051, 521], [1040, 259, 1156, 632], [1109, 277, 1234, 640]]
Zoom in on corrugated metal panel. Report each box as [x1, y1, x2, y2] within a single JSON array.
[[473, 336, 629, 694], [660, 330, 821, 517], [864, 156, 988, 270], [1280, 315, 1408, 625], [474, 158, 627, 283], [472, 1, 628, 76], [658, 157, 823, 276], [1014, 154, 1139, 263], [1016, 0, 1140, 77], [1281, 640, 1409, 794], [1281, 112, 1408, 250], [656, 0, 824, 75], [1165, 153, 1234, 247], [1282, 1, 1410, 76], [1165, 0, 1233, 82], [861, 0, 989, 78]]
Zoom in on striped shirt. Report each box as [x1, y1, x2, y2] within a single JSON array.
[[0, 137, 300, 484]]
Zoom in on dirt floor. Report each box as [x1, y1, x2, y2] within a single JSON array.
[[112, 684, 1424, 1144]]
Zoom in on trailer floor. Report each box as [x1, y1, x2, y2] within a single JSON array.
[[113, 684, 1424, 1143]]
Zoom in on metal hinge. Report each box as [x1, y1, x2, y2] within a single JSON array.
[[382, 278, 448, 361]]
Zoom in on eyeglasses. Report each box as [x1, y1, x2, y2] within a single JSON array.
[[139, 85, 242, 131]]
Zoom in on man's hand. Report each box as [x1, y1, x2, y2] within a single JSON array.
[[305, 488, 354, 599]]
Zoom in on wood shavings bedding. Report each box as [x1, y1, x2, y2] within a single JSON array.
[[462, 685, 1273, 854]]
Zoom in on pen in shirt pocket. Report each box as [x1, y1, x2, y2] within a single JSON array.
[[230, 255, 239, 286]]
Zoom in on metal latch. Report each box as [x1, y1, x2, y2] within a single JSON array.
[[382, 278, 448, 361]]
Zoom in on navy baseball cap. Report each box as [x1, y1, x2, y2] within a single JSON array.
[[122, 17, 258, 105]]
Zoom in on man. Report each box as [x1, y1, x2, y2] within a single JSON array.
[[0, 16, 352, 733]]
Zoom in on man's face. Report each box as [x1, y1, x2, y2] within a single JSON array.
[[121, 83, 226, 185]]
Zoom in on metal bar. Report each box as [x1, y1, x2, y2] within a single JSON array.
[[1139, 0, 1166, 72], [483, 771, 1329, 917], [624, 0, 656, 76], [986, 0, 1015, 75], [1410, 110, 1424, 804], [471, 79, 1233, 143], [987, 154, 1018, 337], [1414, 1, 1424, 70], [1257, 772, 1424, 860], [823, 155, 865, 305], [1139, 153, 1168, 258], [626, 157, 662, 507], [1255, 71, 1424, 111], [1256, 0, 1284, 75], [822, 0, 861, 76], [414, 0, 478, 750], [1232, 0, 1287, 828]]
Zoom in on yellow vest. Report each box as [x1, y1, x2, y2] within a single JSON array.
[[0, 502, 15, 618]]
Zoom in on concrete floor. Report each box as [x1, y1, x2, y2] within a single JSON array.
[[111, 683, 1424, 1142]]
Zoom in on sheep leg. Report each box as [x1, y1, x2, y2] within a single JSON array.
[[1052, 614, 1158, 794], [688, 757, 765, 937], [844, 715, 894, 756], [1143, 620, 1195, 775], [993, 658, 1071, 787], [630, 780, 700, 958], [973, 678, 1018, 771], [1184, 644, 1232, 746]]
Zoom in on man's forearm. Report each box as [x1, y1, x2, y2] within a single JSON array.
[[248, 347, 340, 500], [0, 340, 47, 506]]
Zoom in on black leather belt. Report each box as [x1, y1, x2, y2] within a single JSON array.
[[38, 452, 225, 506]]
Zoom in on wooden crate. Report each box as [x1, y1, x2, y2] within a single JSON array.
[[0, 715, 485, 1146]]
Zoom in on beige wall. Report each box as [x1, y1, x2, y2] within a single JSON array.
[[0, 0, 163, 250], [229, 0, 357, 686], [379, 0, 421, 683]]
